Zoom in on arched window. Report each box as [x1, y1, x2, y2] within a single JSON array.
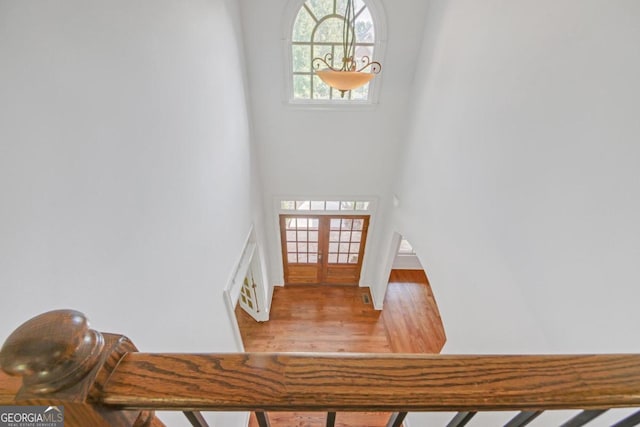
[[289, 0, 383, 103]]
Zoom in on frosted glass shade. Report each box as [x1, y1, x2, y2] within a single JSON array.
[[316, 70, 375, 91]]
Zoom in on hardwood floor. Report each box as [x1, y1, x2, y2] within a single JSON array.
[[237, 269, 446, 426]]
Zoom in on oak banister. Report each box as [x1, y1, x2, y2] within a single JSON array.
[[0, 310, 166, 427], [3, 310, 640, 427]]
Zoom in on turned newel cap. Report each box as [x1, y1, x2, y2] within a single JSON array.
[[0, 309, 104, 394]]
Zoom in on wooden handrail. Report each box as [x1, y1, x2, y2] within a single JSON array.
[[2, 310, 640, 427], [99, 352, 640, 412]]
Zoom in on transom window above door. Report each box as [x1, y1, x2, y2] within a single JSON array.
[[280, 199, 372, 212]]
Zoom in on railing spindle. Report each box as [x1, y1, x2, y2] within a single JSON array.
[[255, 411, 271, 427], [326, 411, 336, 427], [447, 411, 476, 427], [560, 409, 607, 427], [503, 411, 542, 427], [386, 412, 407, 427], [611, 409, 640, 427], [182, 411, 209, 427]]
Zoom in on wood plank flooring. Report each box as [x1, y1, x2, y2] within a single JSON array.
[[237, 269, 446, 426]]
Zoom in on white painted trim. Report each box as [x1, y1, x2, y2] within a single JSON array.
[[223, 225, 272, 352], [374, 231, 402, 310]]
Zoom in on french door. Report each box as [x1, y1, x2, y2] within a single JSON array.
[[280, 215, 370, 285]]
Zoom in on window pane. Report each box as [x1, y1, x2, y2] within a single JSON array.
[[340, 201, 355, 210], [293, 74, 311, 99], [328, 253, 338, 263], [326, 201, 340, 210], [314, 17, 345, 44], [310, 200, 325, 210], [281, 200, 295, 210], [312, 75, 330, 100], [293, 7, 315, 42], [306, 0, 334, 24], [350, 82, 369, 100], [292, 45, 310, 72], [296, 200, 310, 210], [355, 201, 370, 210], [354, 8, 375, 42]]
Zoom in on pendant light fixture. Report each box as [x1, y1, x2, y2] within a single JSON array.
[[312, 0, 381, 98]]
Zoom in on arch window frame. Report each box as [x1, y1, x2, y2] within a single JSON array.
[[284, 0, 387, 107]]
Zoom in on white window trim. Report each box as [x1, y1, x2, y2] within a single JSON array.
[[282, 0, 388, 107]]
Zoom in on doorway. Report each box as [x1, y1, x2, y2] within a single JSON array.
[[279, 214, 369, 285]]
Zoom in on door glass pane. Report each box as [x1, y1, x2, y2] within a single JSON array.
[[328, 254, 338, 263], [297, 230, 308, 241], [298, 253, 308, 263], [341, 219, 352, 230], [309, 242, 318, 252], [298, 242, 308, 252], [348, 254, 359, 264], [340, 231, 351, 242], [338, 254, 348, 263], [330, 231, 340, 242], [339, 242, 349, 252], [330, 219, 341, 230], [309, 218, 319, 229], [287, 230, 296, 240], [329, 242, 339, 252], [287, 242, 297, 252], [309, 231, 318, 241], [309, 254, 318, 263], [353, 219, 364, 230], [288, 253, 297, 263], [350, 242, 360, 252], [352, 231, 362, 242]]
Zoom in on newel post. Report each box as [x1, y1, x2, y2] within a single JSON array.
[[0, 310, 164, 427]]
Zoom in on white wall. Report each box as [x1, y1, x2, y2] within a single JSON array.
[[0, 1, 262, 425], [237, 0, 432, 304], [395, 0, 640, 424], [394, 0, 640, 356]]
